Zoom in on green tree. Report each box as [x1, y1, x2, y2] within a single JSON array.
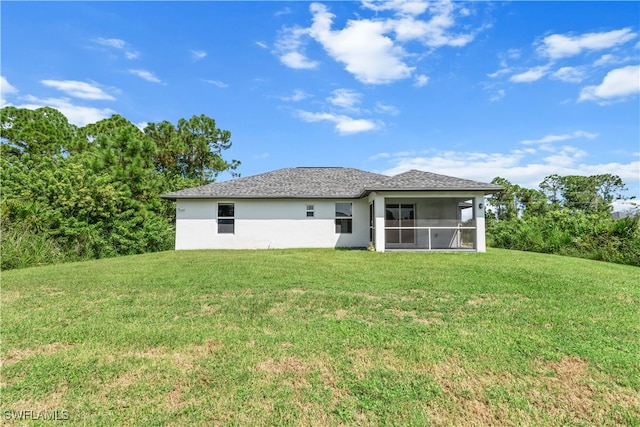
[[539, 174, 627, 214], [487, 177, 547, 220], [487, 174, 638, 266], [1, 107, 241, 269], [0, 106, 77, 159], [145, 114, 240, 183]]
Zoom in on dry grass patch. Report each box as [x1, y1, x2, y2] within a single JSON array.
[[384, 307, 445, 326], [348, 347, 407, 375], [1, 342, 75, 367], [252, 355, 350, 426], [256, 356, 309, 376], [12, 385, 69, 412], [529, 357, 640, 425], [466, 296, 499, 306], [422, 357, 509, 425], [419, 355, 640, 426], [130, 341, 223, 373]]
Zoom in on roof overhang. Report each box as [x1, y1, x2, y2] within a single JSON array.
[[360, 186, 503, 197], [162, 186, 504, 201]]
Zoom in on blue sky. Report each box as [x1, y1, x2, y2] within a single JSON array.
[[2, 1, 639, 201]]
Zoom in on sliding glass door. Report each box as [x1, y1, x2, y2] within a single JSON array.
[[385, 204, 415, 245]]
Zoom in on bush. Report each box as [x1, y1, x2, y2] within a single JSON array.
[[0, 225, 66, 269], [487, 210, 640, 267]]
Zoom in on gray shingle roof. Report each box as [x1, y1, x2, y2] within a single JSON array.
[[161, 167, 502, 200], [375, 169, 503, 191]]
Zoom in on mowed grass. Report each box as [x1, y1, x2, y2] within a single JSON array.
[[1, 248, 639, 426]]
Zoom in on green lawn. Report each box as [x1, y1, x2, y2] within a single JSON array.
[[1, 249, 639, 426]]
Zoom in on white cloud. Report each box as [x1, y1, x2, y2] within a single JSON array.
[[611, 199, 640, 214], [308, 3, 414, 84], [542, 146, 588, 167], [521, 130, 598, 146], [94, 37, 139, 59], [190, 50, 207, 61], [507, 49, 521, 60], [379, 147, 640, 191], [275, 1, 482, 85], [538, 28, 637, 59], [362, 0, 429, 16], [203, 79, 228, 88], [278, 89, 310, 102], [16, 95, 115, 126], [40, 80, 115, 100], [1, 76, 18, 95], [551, 66, 585, 83], [275, 27, 319, 69], [129, 69, 162, 83], [95, 37, 126, 49], [390, 3, 476, 48], [296, 110, 379, 135], [489, 89, 505, 102], [274, 7, 292, 17], [327, 89, 362, 111], [487, 67, 512, 79], [280, 51, 319, 69], [579, 65, 640, 103], [256, 41, 268, 49], [0, 76, 18, 106], [510, 65, 550, 83], [369, 152, 391, 160], [363, 0, 477, 47], [594, 54, 616, 67], [414, 74, 429, 87], [136, 122, 148, 131], [375, 102, 400, 115], [489, 50, 521, 78]]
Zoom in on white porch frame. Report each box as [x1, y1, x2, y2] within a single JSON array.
[[368, 191, 487, 253]]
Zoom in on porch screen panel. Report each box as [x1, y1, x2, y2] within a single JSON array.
[[385, 204, 400, 244], [385, 204, 415, 245], [400, 204, 415, 244]]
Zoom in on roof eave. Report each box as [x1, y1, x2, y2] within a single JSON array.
[[163, 186, 504, 200], [161, 194, 364, 200], [365, 186, 504, 194]]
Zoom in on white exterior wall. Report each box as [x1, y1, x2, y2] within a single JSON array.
[[474, 194, 487, 252], [175, 198, 370, 250]]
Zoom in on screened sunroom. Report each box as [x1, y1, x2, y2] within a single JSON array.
[[367, 194, 486, 252]]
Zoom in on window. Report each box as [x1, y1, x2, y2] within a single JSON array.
[[306, 204, 315, 217], [335, 202, 352, 234], [218, 203, 234, 234]]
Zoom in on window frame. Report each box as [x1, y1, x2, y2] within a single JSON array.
[[335, 202, 353, 234], [217, 202, 235, 234], [305, 204, 315, 218]]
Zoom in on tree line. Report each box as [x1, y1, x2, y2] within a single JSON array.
[[1, 106, 638, 268], [1, 106, 239, 269], [486, 175, 639, 266]]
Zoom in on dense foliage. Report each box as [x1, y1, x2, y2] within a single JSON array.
[[486, 175, 640, 266], [1, 106, 239, 269]]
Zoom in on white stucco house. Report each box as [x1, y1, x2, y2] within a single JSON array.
[[161, 167, 503, 252]]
